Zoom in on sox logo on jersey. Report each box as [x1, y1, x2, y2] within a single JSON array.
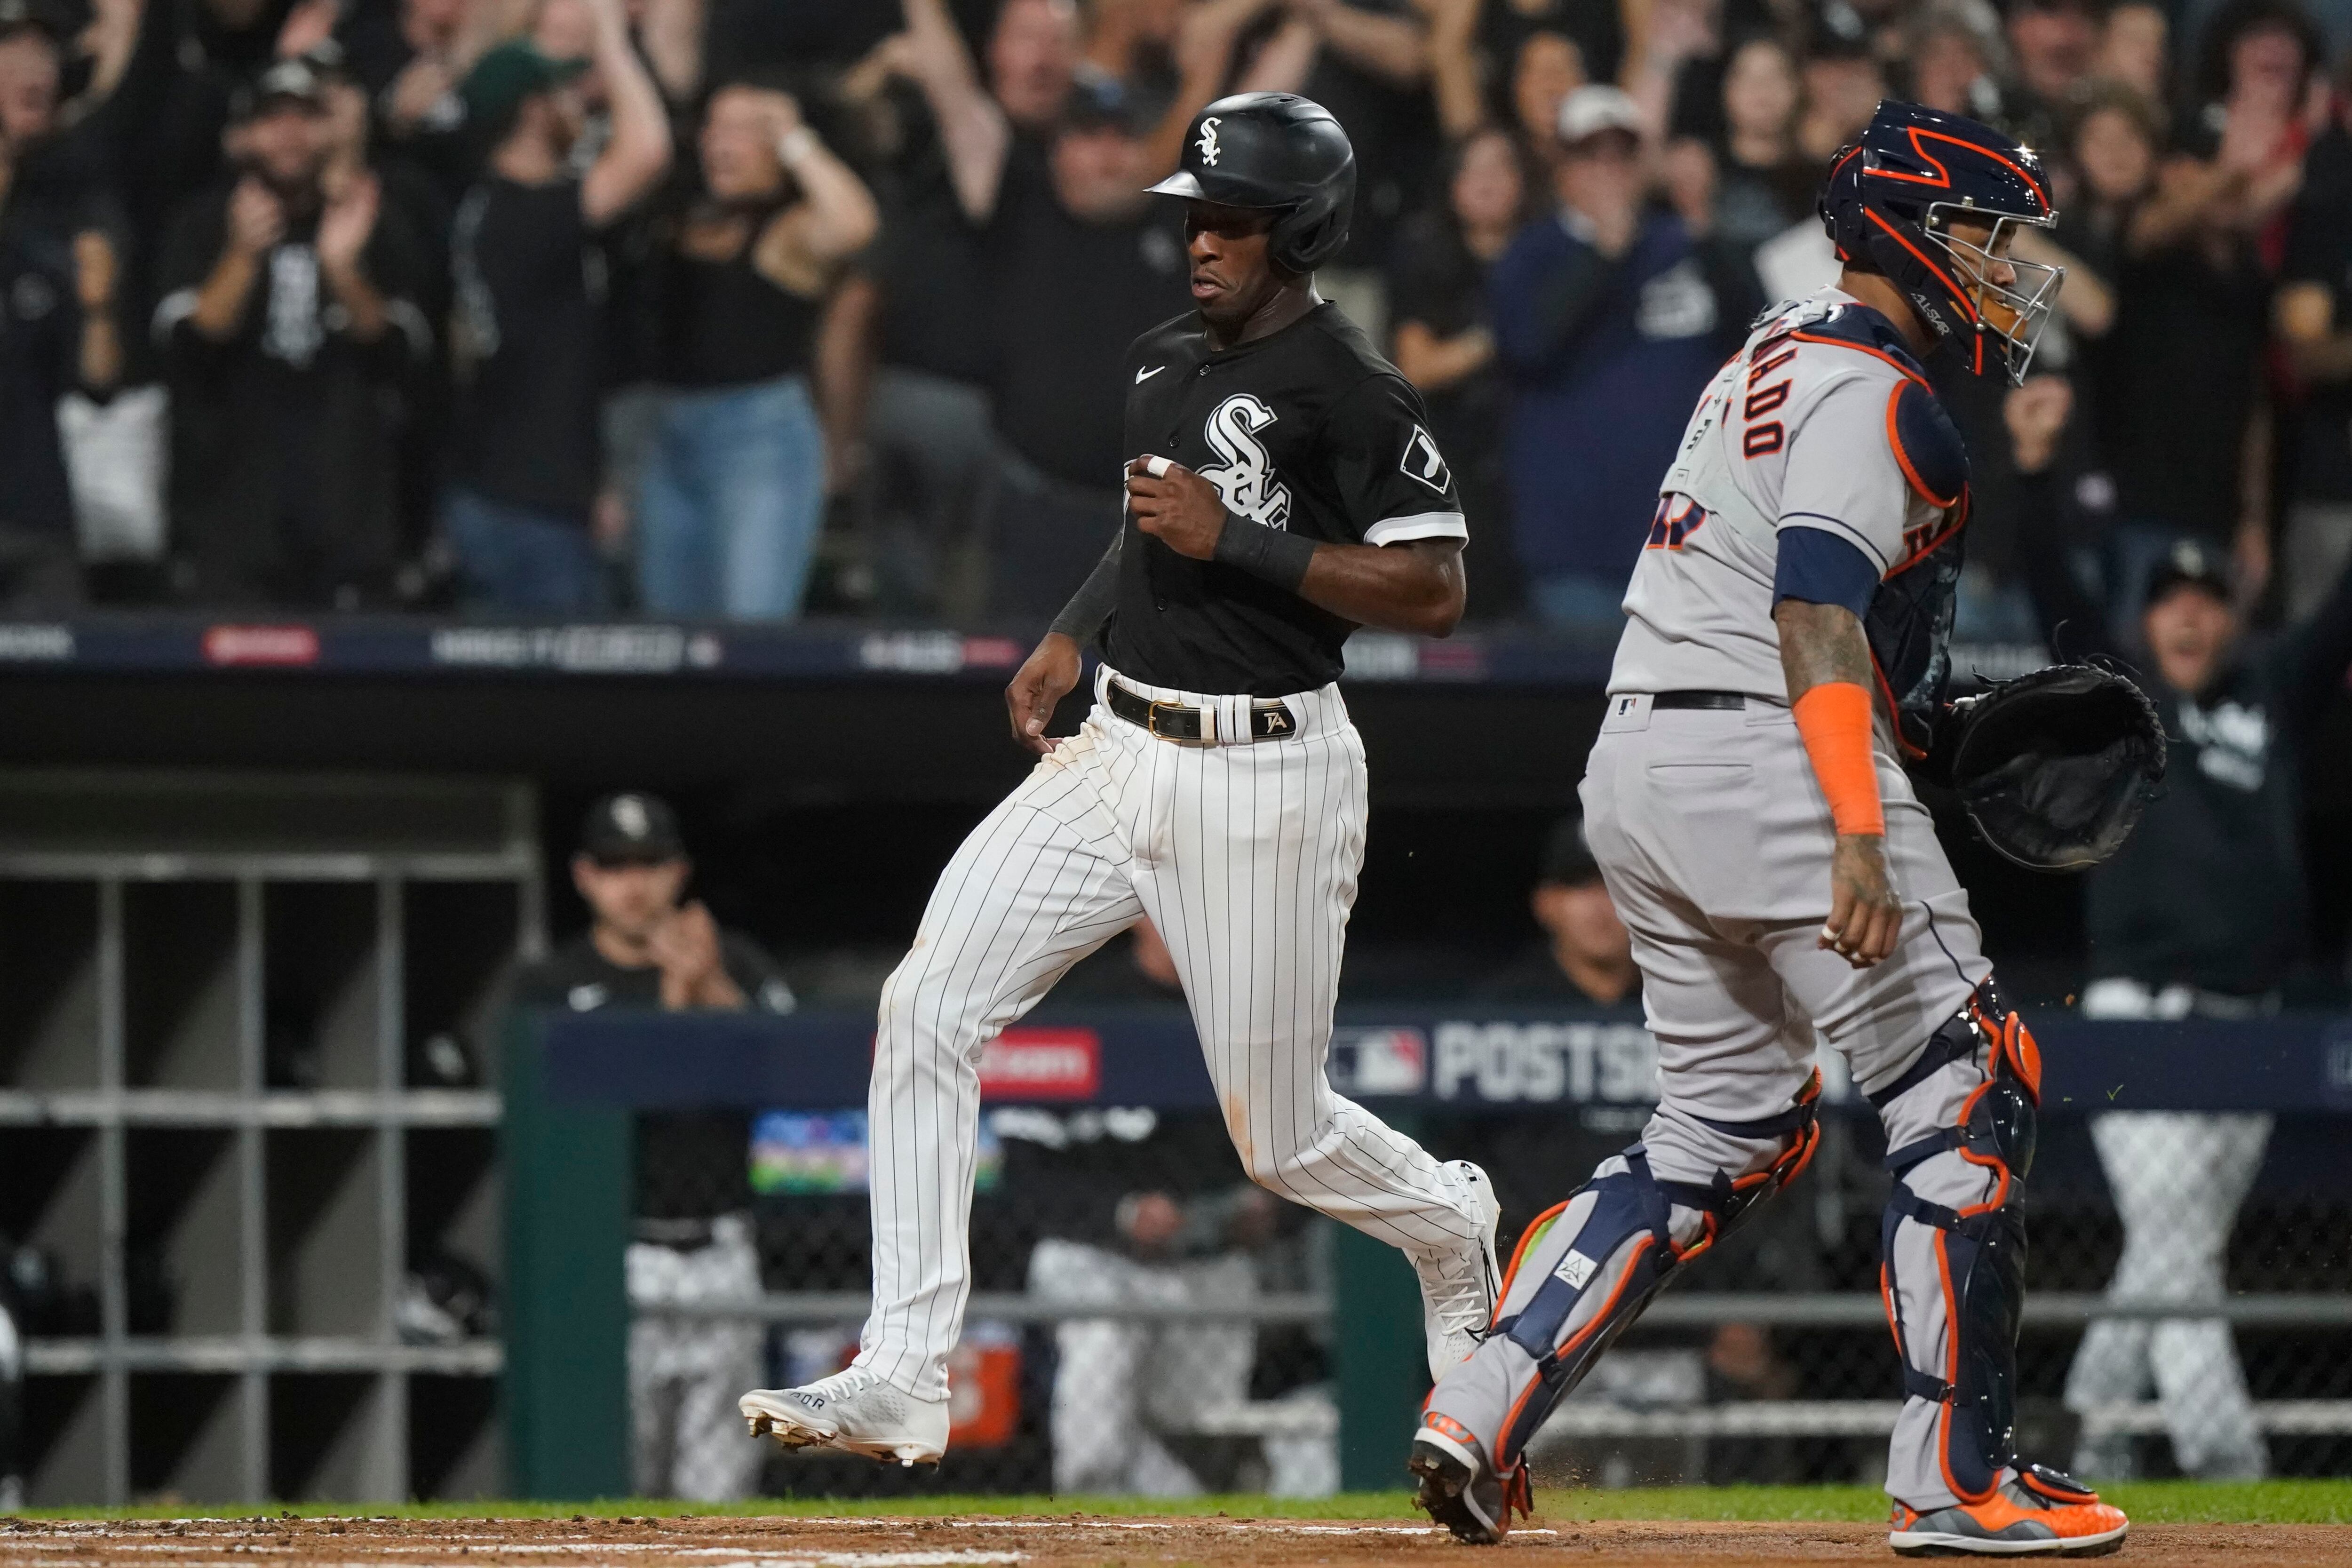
[[1200, 393, 1293, 527]]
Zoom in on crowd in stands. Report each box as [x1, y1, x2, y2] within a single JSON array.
[[3, 0, 2352, 631]]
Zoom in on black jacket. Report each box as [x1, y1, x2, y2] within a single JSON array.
[[2019, 468, 2352, 993]]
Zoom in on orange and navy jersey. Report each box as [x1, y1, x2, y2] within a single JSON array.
[[1606, 288, 1970, 748]]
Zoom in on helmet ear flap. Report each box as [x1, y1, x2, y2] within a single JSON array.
[[1269, 196, 1348, 273]]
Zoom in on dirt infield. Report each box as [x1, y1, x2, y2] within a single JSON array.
[[4, 1512, 2348, 1568]]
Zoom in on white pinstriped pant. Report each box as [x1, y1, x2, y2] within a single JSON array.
[[854, 665, 1483, 1401]]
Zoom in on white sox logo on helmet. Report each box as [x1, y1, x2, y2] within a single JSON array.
[[1199, 393, 1290, 528], [1196, 117, 1222, 166]]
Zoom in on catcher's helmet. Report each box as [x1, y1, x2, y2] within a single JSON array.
[[1819, 101, 2062, 384], [1147, 92, 1355, 274]]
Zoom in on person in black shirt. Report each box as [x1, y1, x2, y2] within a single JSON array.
[[2009, 382, 2352, 1482], [633, 82, 876, 620], [1285, 0, 1441, 269], [504, 791, 792, 1502], [2087, 2, 2310, 631], [444, 5, 669, 613], [741, 94, 1500, 1472], [343, 0, 469, 164], [1388, 126, 1525, 618], [1470, 814, 1638, 1006], [978, 75, 1189, 618], [1504, 28, 1583, 170], [152, 58, 433, 606], [2273, 113, 2352, 621], [0, 3, 126, 607], [108, 0, 301, 296], [0, 1, 133, 251], [311, 44, 450, 587], [1704, 34, 1814, 269], [2013, 378, 2352, 1007], [509, 793, 794, 1019], [0, 223, 119, 610], [876, 0, 1194, 621]]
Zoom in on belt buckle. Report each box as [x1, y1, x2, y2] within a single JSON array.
[[1148, 699, 1212, 745]]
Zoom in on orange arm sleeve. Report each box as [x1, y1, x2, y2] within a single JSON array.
[[1792, 681, 1885, 836]]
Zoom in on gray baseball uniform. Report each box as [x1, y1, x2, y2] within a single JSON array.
[[1422, 289, 2030, 1515]]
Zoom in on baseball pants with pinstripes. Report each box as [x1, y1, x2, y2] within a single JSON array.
[[852, 664, 1486, 1402]]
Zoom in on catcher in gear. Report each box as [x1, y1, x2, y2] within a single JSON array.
[[1410, 103, 2140, 1557]]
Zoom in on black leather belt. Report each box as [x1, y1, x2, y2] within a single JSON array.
[[1107, 678, 1298, 742], [1651, 691, 1748, 710]]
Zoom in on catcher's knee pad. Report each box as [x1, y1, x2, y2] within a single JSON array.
[[1420, 1071, 1822, 1473], [1874, 976, 2042, 1504]]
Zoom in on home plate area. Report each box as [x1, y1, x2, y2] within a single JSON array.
[[5, 1515, 2351, 1568]]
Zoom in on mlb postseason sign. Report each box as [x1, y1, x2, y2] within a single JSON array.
[[1327, 1021, 1658, 1103], [1431, 1019, 1662, 1104], [1327, 1016, 1859, 1107], [541, 1006, 2302, 1114]]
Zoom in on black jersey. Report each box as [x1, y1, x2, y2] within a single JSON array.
[[1102, 302, 1468, 696]]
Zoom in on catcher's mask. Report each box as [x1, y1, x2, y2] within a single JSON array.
[[1819, 101, 2063, 385]]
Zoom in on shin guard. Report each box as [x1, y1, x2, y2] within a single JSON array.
[[1875, 977, 2043, 1505], [1414, 1071, 1821, 1536]]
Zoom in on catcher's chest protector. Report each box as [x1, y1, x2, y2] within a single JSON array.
[[1612, 288, 1968, 728]]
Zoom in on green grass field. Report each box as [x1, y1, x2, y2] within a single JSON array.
[[19, 1480, 2352, 1525]]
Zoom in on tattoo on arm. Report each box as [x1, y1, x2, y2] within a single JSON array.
[[1774, 597, 1875, 704]]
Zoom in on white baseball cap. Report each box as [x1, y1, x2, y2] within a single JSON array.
[[1557, 85, 1643, 146]]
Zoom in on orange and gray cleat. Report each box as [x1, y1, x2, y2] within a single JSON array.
[[1890, 1465, 2129, 1557], [1408, 1414, 1532, 1545]]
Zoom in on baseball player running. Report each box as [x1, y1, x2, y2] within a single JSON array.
[[1407, 103, 2129, 1558], [739, 92, 1500, 1467]]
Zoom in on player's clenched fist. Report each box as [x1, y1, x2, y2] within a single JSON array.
[[1126, 455, 1225, 559], [1821, 834, 1904, 969], [1005, 632, 1083, 756]]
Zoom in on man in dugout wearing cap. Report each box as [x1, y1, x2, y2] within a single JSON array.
[[1472, 812, 1641, 1008], [505, 792, 794, 1500]]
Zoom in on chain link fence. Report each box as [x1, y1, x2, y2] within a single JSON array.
[[628, 1106, 1334, 1500], [620, 1092, 2352, 1500]]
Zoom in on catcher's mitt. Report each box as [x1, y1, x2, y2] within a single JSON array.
[[1929, 663, 2167, 872]]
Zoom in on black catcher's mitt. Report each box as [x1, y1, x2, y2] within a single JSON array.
[[1930, 663, 2167, 872]]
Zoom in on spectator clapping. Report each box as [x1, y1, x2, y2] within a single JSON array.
[[0, 0, 2333, 642]]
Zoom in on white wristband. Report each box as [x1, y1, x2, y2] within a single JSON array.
[[776, 127, 819, 166]]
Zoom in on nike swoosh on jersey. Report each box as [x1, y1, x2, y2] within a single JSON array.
[[1136, 365, 1165, 382]]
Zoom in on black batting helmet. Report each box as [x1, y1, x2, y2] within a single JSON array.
[[1147, 92, 1355, 274]]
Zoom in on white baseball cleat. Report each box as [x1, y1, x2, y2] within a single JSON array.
[[739, 1367, 950, 1467], [1414, 1160, 1502, 1382]]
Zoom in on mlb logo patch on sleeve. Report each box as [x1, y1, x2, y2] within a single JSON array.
[[1402, 426, 1452, 492]]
